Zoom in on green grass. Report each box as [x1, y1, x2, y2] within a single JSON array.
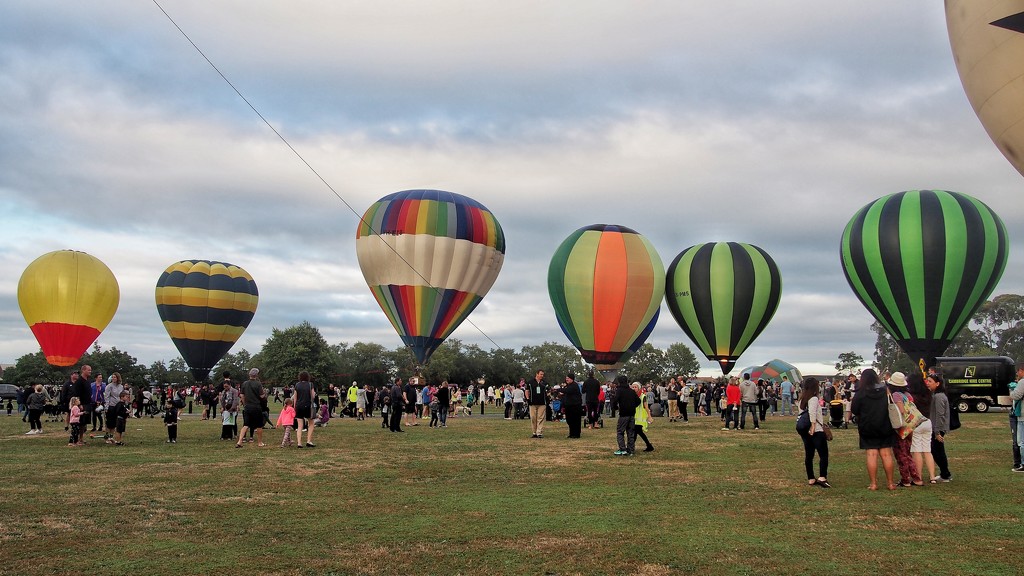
[[1, 408, 1022, 575]]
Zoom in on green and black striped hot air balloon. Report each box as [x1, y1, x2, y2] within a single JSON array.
[[155, 260, 259, 382], [665, 242, 782, 374], [840, 190, 1008, 372]]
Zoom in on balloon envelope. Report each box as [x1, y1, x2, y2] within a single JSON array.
[[665, 242, 782, 374], [840, 190, 1008, 369], [946, 1, 1024, 179], [547, 224, 664, 372], [155, 260, 258, 381], [355, 189, 505, 365], [18, 250, 120, 366]]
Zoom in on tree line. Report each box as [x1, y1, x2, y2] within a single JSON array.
[[2, 320, 701, 389]]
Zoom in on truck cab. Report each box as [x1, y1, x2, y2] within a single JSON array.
[[934, 356, 1016, 413]]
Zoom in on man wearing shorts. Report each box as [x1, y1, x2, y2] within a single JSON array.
[[236, 368, 266, 448]]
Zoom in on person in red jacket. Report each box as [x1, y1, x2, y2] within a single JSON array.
[[722, 377, 742, 431]]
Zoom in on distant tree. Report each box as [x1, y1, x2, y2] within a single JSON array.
[[2, 351, 66, 387], [519, 342, 587, 383], [834, 351, 865, 375], [166, 357, 194, 385], [622, 343, 666, 384], [485, 347, 526, 386], [254, 321, 336, 386], [212, 349, 253, 383], [80, 343, 146, 386], [148, 360, 169, 385], [664, 343, 700, 379], [335, 342, 394, 388]]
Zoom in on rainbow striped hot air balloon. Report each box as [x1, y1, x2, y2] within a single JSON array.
[[547, 224, 664, 374], [665, 242, 782, 375], [155, 260, 259, 382], [840, 190, 1008, 370], [355, 189, 505, 365], [18, 250, 120, 367]]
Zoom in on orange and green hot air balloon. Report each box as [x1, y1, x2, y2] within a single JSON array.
[[547, 224, 664, 375], [17, 250, 120, 366]]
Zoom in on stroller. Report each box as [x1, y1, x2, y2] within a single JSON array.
[[314, 402, 331, 427], [828, 400, 847, 429]]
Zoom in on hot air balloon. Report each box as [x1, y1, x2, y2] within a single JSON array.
[[665, 242, 782, 374], [840, 190, 1008, 371], [547, 224, 664, 376], [355, 189, 505, 365], [946, 1, 1024, 179], [759, 358, 803, 385], [18, 250, 120, 366], [155, 260, 259, 382]]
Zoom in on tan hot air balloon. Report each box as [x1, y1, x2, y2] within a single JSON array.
[[946, 0, 1024, 178]]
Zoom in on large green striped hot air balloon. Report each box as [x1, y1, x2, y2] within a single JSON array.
[[840, 190, 1008, 371], [547, 224, 664, 376], [155, 260, 259, 382], [665, 242, 782, 374]]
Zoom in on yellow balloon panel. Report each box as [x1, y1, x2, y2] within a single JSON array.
[[946, 0, 1024, 177]]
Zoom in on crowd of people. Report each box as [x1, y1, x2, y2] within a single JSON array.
[[15, 362, 1024, 493]]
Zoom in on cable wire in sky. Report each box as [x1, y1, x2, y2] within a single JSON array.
[[150, 0, 506, 356]]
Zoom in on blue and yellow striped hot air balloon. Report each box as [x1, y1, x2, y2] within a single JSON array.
[[840, 190, 1008, 370], [665, 242, 782, 375], [155, 260, 259, 381], [355, 190, 505, 365]]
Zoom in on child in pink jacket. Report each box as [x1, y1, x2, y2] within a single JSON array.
[[276, 398, 296, 447]]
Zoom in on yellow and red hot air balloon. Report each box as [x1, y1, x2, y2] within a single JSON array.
[[18, 250, 120, 366]]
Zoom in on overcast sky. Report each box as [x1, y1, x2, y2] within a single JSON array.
[[1, 1, 1021, 377]]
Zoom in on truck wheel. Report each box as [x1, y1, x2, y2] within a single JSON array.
[[974, 400, 989, 413], [956, 400, 971, 413]]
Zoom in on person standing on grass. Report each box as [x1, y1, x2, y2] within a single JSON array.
[[236, 368, 267, 448], [1010, 365, 1024, 472], [797, 378, 830, 488], [294, 372, 317, 447], [526, 370, 549, 438], [73, 365, 93, 438], [26, 384, 46, 435], [67, 398, 83, 446], [90, 374, 105, 433], [403, 378, 418, 427], [164, 400, 179, 444], [739, 373, 760, 430], [722, 378, 741, 431], [851, 369, 896, 490], [220, 374, 239, 440], [512, 381, 527, 420], [103, 374, 125, 441], [562, 374, 583, 439], [908, 373, 937, 484], [582, 372, 602, 429], [108, 391, 131, 446], [888, 372, 923, 487], [780, 375, 794, 416], [678, 379, 690, 423], [389, 378, 405, 433], [613, 376, 640, 455], [631, 382, 655, 452], [925, 374, 952, 482], [277, 398, 296, 447], [436, 381, 451, 428]]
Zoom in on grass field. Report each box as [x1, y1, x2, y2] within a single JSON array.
[[1, 406, 1022, 576]]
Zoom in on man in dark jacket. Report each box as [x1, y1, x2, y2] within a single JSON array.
[[581, 372, 602, 429], [614, 375, 640, 455], [389, 378, 405, 433], [561, 374, 584, 439]]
